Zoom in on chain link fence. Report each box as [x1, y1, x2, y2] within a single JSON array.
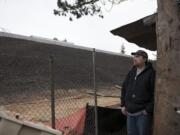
[[0, 47, 129, 135]]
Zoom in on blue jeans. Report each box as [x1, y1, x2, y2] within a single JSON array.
[[127, 113, 153, 135]]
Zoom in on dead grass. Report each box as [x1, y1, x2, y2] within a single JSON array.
[[1, 88, 120, 125]]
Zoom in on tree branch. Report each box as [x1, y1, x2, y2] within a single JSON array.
[[54, 0, 126, 20]]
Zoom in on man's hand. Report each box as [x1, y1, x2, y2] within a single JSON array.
[[121, 107, 127, 115], [143, 110, 148, 115]]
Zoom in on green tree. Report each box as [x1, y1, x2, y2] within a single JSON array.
[[120, 44, 125, 54]]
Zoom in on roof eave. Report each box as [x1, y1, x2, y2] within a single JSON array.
[[111, 13, 157, 51]]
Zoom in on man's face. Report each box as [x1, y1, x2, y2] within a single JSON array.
[[133, 55, 146, 67]]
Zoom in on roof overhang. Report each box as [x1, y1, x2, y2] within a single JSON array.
[[111, 13, 157, 51]]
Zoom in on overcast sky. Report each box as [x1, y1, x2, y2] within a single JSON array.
[[0, 0, 157, 59]]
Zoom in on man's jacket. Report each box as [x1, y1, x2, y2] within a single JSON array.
[[121, 62, 156, 114]]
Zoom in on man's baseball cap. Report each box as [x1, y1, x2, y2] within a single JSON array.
[[131, 50, 148, 59]]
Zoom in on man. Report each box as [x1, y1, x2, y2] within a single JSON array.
[[121, 50, 155, 135]]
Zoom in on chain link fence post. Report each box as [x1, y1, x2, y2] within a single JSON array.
[[50, 56, 56, 129], [92, 48, 98, 135]]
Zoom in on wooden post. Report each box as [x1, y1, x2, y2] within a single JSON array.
[[154, 0, 180, 135]]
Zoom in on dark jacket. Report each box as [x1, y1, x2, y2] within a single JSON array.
[[121, 62, 155, 114]]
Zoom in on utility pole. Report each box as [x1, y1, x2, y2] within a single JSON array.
[[154, 1, 180, 135]]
